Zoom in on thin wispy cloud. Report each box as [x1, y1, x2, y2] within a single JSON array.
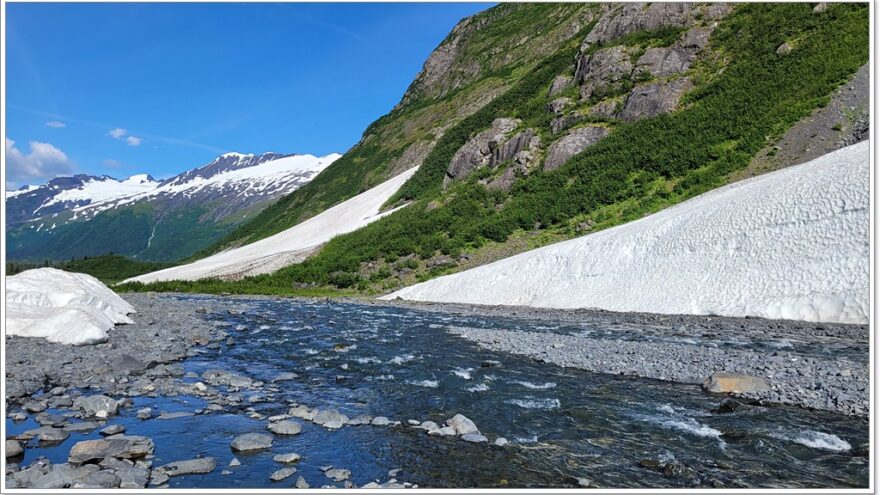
[[10, 105, 229, 154], [107, 127, 143, 146], [45, 121, 66, 128]]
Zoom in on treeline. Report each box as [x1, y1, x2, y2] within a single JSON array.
[[7, 254, 174, 285]]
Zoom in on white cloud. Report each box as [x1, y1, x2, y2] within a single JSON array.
[[108, 127, 143, 146], [45, 121, 66, 128], [5, 137, 76, 188]]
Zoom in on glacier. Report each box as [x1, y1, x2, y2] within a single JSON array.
[[384, 142, 869, 324], [125, 166, 420, 283], [6, 268, 136, 345]]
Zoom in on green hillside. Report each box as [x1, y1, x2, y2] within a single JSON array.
[[122, 3, 869, 296]]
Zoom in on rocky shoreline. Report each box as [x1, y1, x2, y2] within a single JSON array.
[[4, 293, 870, 488]]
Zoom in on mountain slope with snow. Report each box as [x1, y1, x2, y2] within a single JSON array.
[[125, 166, 419, 283], [6, 152, 339, 262], [384, 142, 869, 324]]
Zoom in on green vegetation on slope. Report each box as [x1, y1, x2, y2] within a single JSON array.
[[7, 254, 174, 285], [120, 3, 868, 297]]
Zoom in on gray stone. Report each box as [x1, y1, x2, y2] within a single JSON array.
[[22, 426, 70, 444], [136, 408, 152, 420], [157, 457, 216, 476], [295, 476, 310, 489], [702, 372, 771, 394], [619, 77, 694, 122], [110, 354, 147, 374], [813, 2, 828, 14], [548, 74, 573, 97], [230, 433, 273, 452], [461, 433, 489, 443], [6, 439, 24, 458], [547, 97, 573, 114], [444, 118, 520, 186], [64, 421, 101, 433], [429, 426, 457, 436], [158, 411, 195, 420], [576, 45, 634, 99], [35, 412, 68, 426], [325, 468, 351, 481], [100, 424, 125, 436], [274, 453, 302, 464], [371, 416, 391, 426], [271, 372, 299, 382], [582, 3, 719, 48], [494, 437, 509, 447], [312, 409, 349, 429], [776, 42, 793, 56], [73, 394, 118, 418], [679, 26, 713, 51], [68, 436, 155, 464], [23, 400, 48, 413], [634, 47, 693, 78], [229, 457, 241, 467], [346, 415, 373, 426], [417, 420, 439, 431], [446, 413, 480, 435], [543, 126, 611, 171], [268, 419, 303, 435], [149, 470, 170, 486], [75, 470, 121, 488], [202, 369, 254, 388], [270, 467, 297, 481]]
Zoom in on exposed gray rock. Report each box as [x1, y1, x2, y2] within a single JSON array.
[[115, 466, 150, 488], [230, 433, 273, 452], [325, 468, 351, 481], [22, 426, 70, 444], [288, 405, 316, 421], [273, 453, 302, 464], [68, 436, 155, 464], [582, 2, 728, 48], [35, 412, 67, 426], [619, 77, 694, 122], [429, 426, 457, 437], [270, 467, 297, 481], [6, 439, 24, 458], [544, 125, 611, 171], [271, 372, 299, 382], [371, 416, 391, 426], [346, 415, 373, 426], [776, 42, 793, 56], [494, 437, 509, 447], [268, 419, 303, 435], [576, 45, 634, 99], [461, 433, 489, 443], [312, 409, 349, 429], [634, 47, 693, 78], [702, 372, 771, 394], [813, 2, 828, 14], [73, 394, 118, 418], [679, 26, 713, 51], [417, 420, 439, 431], [157, 457, 216, 477], [547, 97, 573, 114], [157, 411, 195, 420], [444, 117, 519, 186], [588, 98, 623, 118], [549, 74, 574, 97], [136, 408, 152, 420], [75, 470, 121, 488], [110, 354, 147, 374], [295, 476, 310, 489], [202, 369, 254, 388], [446, 413, 479, 435], [63, 421, 101, 433]]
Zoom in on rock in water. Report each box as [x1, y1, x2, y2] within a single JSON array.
[[702, 372, 771, 394], [6, 439, 24, 458], [295, 476, 310, 489], [73, 394, 118, 417], [267, 419, 302, 435], [270, 467, 297, 481], [100, 424, 125, 436], [461, 433, 488, 443], [324, 468, 351, 481], [273, 453, 302, 463], [157, 458, 216, 476], [446, 414, 479, 435], [68, 436, 155, 464], [230, 433, 273, 452], [717, 397, 744, 414]]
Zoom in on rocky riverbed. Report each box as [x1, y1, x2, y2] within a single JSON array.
[[4, 293, 870, 488]]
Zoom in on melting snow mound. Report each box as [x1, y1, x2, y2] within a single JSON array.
[[384, 141, 869, 324], [6, 268, 135, 345]]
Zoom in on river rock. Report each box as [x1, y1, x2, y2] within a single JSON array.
[[288, 405, 316, 421], [346, 415, 373, 426], [6, 439, 24, 458], [136, 408, 152, 420], [157, 457, 216, 476], [268, 419, 303, 435], [115, 466, 150, 488], [461, 433, 488, 443], [274, 453, 302, 463], [312, 409, 349, 429], [272, 372, 299, 382], [23, 426, 70, 444], [446, 414, 479, 435], [73, 394, 118, 417], [100, 424, 125, 436], [371, 416, 391, 426], [271, 467, 297, 481], [417, 421, 439, 431], [702, 372, 771, 394], [494, 437, 509, 447], [325, 468, 351, 481], [202, 369, 253, 388], [543, 125, 611, 171], [75, 470, 121, 488], [296, 476, 310, 488], [64, 421, 101, 433], [429, 426, 456, 436], [68, 436, 155, 464], [158, 411, 195, 420], [35, 412, 67, 426], [717, 397, 744, 414], [230, 433, 273, 452]]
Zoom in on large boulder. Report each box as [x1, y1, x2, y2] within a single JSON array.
[[634, 47, 693, 78], [73, 394, 118, 418], [576, 45, 634, 99], [544, 126, 611, 171], [446, 413, 480, 435], [68, 436, 155, 464], [6, 439, 24, 458], [618, 77, 694, 122], [548, 74, 573, 97], [267, 419, 303, 435], [582, 3, 730, 48], [702, 372, 771, 394], [230, 433, 273, 452], [444, 118, 520, 186], [156, 458, 216, 477]]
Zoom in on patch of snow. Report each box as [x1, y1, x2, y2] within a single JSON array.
[[6, 268, 136, 345], [37, 175, 159, 213], [125, 166, 419, 283], [384, 142, 869, 324], [5, 185, 40, 199]]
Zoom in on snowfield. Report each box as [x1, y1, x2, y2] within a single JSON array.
[[125, 167, 420, 283], [6, 268, 136, 345], [384, 142, 869, 324]]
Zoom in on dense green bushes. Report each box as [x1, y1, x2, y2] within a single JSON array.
[[8, 254, 173, 285]]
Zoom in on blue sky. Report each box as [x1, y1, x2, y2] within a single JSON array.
[[5, 2, 491, 189]]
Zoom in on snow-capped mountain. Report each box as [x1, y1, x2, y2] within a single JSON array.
[[6, 151, 340, 262]]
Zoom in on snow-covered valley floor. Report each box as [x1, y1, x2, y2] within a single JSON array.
[[385, 142, 870, 324]]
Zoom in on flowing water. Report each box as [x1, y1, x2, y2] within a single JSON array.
[[7, 296, 869, 488]]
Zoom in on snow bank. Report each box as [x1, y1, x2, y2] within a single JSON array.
[[384, 142, 869, 324], [6, 268, 136, 345], [125, 167, 420, 283]]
